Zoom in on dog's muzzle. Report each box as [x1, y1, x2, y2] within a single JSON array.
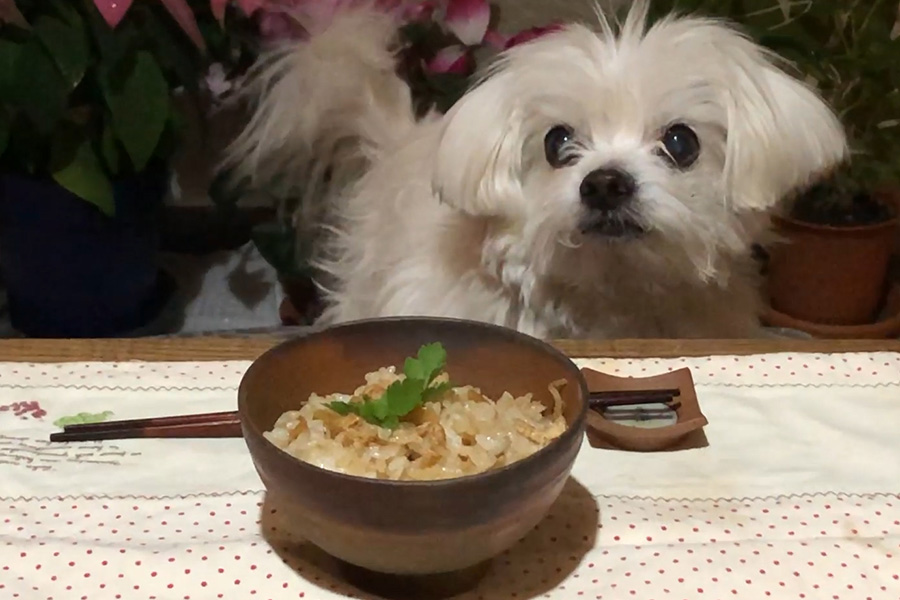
[[577, 168, 647, 238]]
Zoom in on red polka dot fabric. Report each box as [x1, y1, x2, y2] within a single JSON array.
[[576, 352, 900, 387], [1, 353, 898, 598], [3, 491, 898, 598]]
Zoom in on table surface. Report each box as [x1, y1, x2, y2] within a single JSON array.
[[4, 339, 899, 599], [0, 336, 898, 362]]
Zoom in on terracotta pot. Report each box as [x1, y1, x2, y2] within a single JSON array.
[[763, 282, 900, 339], [767, 191, 900, 326]]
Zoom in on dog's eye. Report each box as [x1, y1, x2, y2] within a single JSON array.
[[659, 124, 700, 169], [544, 125, 577, 168]]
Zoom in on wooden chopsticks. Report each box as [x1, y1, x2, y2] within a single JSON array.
[[48, 387, 682, 442], [49, 410, 241, 443], [589, 388, 681, 420]]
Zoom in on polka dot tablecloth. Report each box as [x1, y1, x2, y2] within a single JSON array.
[[2, 353, 899, 599]]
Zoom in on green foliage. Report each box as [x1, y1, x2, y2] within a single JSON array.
[[646, 0, 900, 224], [0, 0, 258, 216], [789, 175, 895, 226], [328, 343, 453, 429], [49, 122, 114, 215], [100, 51, 171, 172]]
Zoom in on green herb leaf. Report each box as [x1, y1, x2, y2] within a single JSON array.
[[101, 51, 170, 172], [327, 343, 449, 429], [327, 401, 354, 416], [422, 380, 453, 403], [383, 377, 427, 417], [403, 342, 447, 386]]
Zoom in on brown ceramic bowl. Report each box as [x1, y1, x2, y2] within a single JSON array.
[[238, 317, 588, 588]]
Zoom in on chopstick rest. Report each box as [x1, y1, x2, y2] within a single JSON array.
[[582, 367, 708, 452]]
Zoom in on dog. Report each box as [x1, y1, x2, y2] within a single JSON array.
[[224, 0, 847, 339]]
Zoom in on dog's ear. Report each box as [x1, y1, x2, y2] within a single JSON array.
[[431, 70, 525, 217], [722, 39, 848, 211]]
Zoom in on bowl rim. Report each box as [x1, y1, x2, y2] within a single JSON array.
[[238, 316, 589, 488]]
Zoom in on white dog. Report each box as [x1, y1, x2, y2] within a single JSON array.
[[225, 1, 846, 339]]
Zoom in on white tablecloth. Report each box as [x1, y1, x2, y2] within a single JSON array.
[[2, 352, 899, 599]]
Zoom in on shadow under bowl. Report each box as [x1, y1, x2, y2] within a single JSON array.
[[238, 317, 588, 595]]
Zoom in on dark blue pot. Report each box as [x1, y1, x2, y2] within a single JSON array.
[[0, 172, 167, 338]]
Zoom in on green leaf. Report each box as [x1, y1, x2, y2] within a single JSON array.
[[100, 122, 121, 174], [365, 393, 392, 420], [0, 108, 9, 157], [33, 11, 90, 89], [51, 131, 115, 216], [0, 38, 21, 98], [326, 343, 449, 428], [9, 38, 67, 132], [384, 378, 427, 417], [139, 3, 203, 92], [102, 51, 170, 172], [82, 1, 136, 68], [403, 342, 447, 386], [380, 416, 400, 430], [327, 401, 354, 416], [422, 380, 453, 403]]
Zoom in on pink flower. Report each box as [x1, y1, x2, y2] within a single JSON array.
[[0, 0, 28, 27], [210, 0, 228, 22], [501, 23, 564, 49], [258, 8, 305, 40], [207, 0, 268, 24], [253, 0, 424, 41], [92, 0, 205, 48], [237, 0, 265, 15], [160, 0, 206, 49], [482, 29, 507, 50], [443, 0, 490, 46], [254, 0, 348, 38], [402, 0, 435, 21], [92, 0, 134, 29], [426, 45, 473, 75]]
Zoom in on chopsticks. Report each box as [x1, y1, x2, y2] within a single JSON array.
[[589, 388, 681, 413], [49, 410, 241, 443], [48, 387, 682, 442]]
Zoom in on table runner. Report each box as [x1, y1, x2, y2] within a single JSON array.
[[2, 353, 899, 599]]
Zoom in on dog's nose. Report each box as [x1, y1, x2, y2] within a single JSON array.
[[579, 168, 636, 211]]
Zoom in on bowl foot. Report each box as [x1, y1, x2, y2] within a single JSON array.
[[336, 559, 492, 600]]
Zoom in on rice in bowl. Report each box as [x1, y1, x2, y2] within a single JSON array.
[[264, 366, 568, 481]]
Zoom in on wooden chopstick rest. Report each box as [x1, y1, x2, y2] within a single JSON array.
[[581, 367, 708, 452]]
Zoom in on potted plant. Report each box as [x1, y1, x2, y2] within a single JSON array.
[[650, 0, 900, 335], [0, 0, 255, 337], [215, 0, 561, 322], [742, 0, 900, 332]]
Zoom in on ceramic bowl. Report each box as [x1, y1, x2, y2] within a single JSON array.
[[238, 317, 587, 589]]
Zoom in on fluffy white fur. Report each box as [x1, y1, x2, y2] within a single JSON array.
[[225, 1, 847, 339]]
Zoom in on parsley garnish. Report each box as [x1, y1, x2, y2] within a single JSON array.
[[327, 342, 452, 428]]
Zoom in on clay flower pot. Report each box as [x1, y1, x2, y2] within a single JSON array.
[[766, 190, 900, 326]]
